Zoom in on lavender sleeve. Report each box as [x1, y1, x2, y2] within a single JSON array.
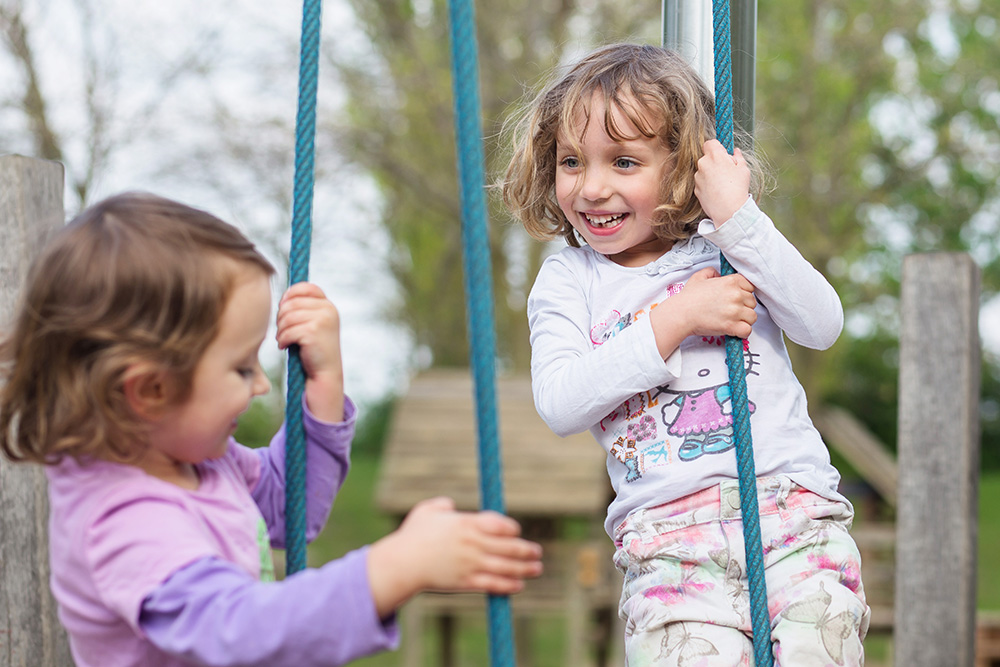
[[251, 397, 357, 546], [140, 550, 399, 666]]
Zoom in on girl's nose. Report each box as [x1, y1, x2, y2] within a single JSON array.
[[579, 167, 611, 202], [252, 367, 271, 396]]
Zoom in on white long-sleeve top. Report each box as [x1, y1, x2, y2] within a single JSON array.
[[527, 198, 849, 537]]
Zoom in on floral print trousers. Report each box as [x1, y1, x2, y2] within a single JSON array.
[[613, 476, 870, 666]]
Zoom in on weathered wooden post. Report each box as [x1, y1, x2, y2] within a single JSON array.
[[0, 155, 73, 666], [895, 252, 980, 667]]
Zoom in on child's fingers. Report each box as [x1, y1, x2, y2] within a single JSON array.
[[685, 267, 721, 286], [275, 298, 340, 350], [701, 138, 725, 157], [280, 281, 326, 304], [471, 510, 524, 537], [462, 539, 543, 592], [465, 572, 528, 595], [732, 273, 756, 290], [412, 496, 457, 514], [732, 275, 758, 305], [476, 533, 543, 559], [276, 303, 338, 337]]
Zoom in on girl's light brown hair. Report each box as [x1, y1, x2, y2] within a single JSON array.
[[502, 43, 759, 247], [0, 192, 275, 465]]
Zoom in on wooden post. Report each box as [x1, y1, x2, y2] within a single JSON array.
[[894, 253, 980, 667], [0, 155, 72, 666]]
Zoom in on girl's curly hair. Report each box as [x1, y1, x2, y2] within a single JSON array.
[[501, 43, 764, 247]]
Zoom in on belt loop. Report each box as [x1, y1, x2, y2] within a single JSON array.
[[774, 475, 791, 510], [720, 480, 742, 519]]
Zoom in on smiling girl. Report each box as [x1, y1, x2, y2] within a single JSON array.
[[502, 43, 869, 666]]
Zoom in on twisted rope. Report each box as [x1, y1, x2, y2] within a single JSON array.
[[446, 0, 515, 664], [285, 0, 322, 576], [712, 1, 774, 664]]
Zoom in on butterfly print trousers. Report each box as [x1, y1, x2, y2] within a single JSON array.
[[613, 476, 871, 666]]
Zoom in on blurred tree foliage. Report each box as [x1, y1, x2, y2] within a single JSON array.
[[321, 0, 660, 370], [324, 0, 1000, 465], [754, 0, 1000, 461]]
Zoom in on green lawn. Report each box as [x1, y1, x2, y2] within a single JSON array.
[[979, 472, 1000, 609], [303, 459, 1000, 665]]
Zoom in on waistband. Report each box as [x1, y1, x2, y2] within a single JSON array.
[[614, 476, 827, 543]]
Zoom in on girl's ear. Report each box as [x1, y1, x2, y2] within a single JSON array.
[[123, 364, 172, 420]]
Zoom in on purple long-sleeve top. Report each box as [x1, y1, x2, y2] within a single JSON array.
[[46, 397, 399, 667]]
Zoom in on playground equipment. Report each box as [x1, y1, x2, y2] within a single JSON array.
[[0, 0, 989, 662]]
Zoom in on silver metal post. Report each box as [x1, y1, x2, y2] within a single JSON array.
[[662, 0, 756, 146], [662, 0, 714, 86]]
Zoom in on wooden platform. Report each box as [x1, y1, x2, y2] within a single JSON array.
[[375, 369, 621, 666], [375, 369, 611, 518]]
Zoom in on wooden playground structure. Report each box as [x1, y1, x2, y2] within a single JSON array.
[[375, 369, 622, 666]]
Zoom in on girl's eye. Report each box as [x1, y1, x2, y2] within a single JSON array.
[[237, 367, 256, 380], [616, 157, 636, 169], [560, 156, 580, 169]]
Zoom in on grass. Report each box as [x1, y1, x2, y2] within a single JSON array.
[[304, 458, 1000, 665], [979, 473, 1000, 610]]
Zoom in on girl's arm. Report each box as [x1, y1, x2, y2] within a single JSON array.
[[699, 198, 843, 350], [139, 500, 542, 666], [528, 253, 757, 436], [243, 281, 352, 544], [140, 551, 397, 667], [243, 397, 355, 545], [527, 256, 683, 436], [695, 140, 842, 349]]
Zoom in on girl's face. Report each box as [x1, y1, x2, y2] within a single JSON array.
[[555, 93, 673, 267], [138, 268, 272, 487]]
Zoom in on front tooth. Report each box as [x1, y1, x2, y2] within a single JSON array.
[[588, 213, 623, 226]]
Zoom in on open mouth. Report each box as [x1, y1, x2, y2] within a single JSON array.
[[584, 212, 626, 228]]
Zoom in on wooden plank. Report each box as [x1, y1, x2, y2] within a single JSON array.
[[0, 155, 73, 666], [976, 612, 1000, 667], [813, 405, 898, 506], [894, 253, 980, 667], [376, 370, 610, 517]]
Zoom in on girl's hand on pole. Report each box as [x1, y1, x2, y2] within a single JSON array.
[[694, 139, 751, 225], [276, 282, 344, 423]]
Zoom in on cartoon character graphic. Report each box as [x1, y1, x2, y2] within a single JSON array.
[[658, 337, 759, 462], [591, 309, 633, 345], [596, 282, 760, 481]]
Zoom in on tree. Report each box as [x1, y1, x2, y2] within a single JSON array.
[[754, 0, 1000, 457], [321, 0, 660, 370], [1, 0, 300, 243], [1, 0, 112, 205]]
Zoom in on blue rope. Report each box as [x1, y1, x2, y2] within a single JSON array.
[[285, 0, 322, 576], [712, 2, 774, 664], [445, 0, 515, 664]]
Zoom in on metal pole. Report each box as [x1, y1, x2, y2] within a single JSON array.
[[663, 0, 756, 146], [662, 0, 714, 85], [731, 0, 757, 146]]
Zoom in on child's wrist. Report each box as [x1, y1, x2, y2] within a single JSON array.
[[304, 370, 345, 422], [367, 534, 421, 617]]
